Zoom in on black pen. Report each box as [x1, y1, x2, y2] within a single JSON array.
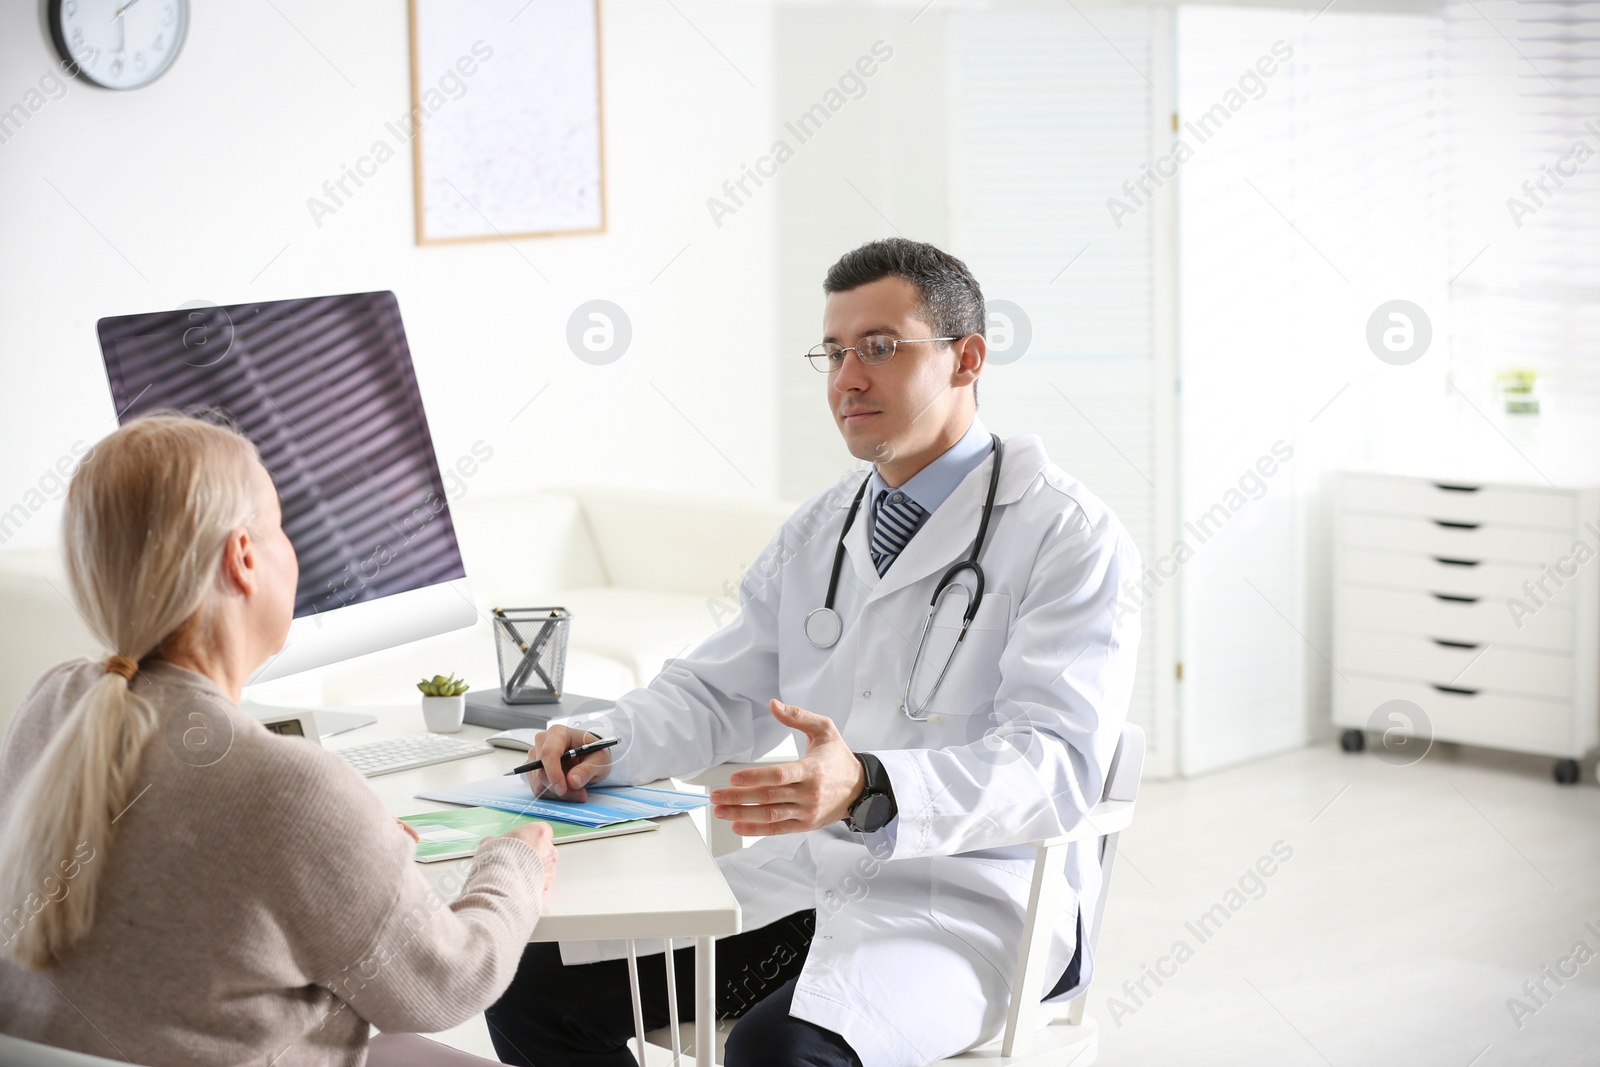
[[505, 736, 619, 777]]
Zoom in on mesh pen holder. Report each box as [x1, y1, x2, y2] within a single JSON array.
[[492, 607, 571, 704]]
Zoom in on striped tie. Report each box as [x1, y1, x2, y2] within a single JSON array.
[[870, 489, 929, 577]]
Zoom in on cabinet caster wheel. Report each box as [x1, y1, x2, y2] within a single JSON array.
[[1554, 759, 1580, 785], [1340, 729, 1365, 753]]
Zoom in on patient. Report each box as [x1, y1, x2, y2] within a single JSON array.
[[0, 413, 556, 1066]]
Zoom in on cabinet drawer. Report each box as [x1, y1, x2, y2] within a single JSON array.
[[1339, 513, 1571, 565], [1338, 548, 1578, 608], [1333, 676, 1578, 757], [1335, 629, 1573, 701], [1335, 585, 1575, 652], [1339, 473, 1575, 530]]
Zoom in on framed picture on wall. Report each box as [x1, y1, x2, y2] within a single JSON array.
[[408, 0, 606, 244]]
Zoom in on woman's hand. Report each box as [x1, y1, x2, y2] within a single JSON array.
[[523, 725, 611, 802], [501, 820, 558, 891], [396, 818, 420, 843]]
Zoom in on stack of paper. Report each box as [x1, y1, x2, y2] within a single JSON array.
[[415, 776, 710, 827]]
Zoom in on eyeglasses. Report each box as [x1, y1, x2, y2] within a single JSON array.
[[805, 335, 959, 373]]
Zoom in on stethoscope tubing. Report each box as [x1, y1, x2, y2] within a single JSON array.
[[805, 435, 1005, 720]]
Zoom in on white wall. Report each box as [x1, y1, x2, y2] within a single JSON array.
[[772, 5, 953, 498], [0, 0, 779, 552]]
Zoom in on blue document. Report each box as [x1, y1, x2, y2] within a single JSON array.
[[415, 777, 709, 827]]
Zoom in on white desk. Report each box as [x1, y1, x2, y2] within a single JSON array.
[[323, 706, 741, 1066]]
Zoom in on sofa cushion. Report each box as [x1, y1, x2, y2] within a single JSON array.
[[558, 585, 730, 688], [0, 552, 100, 736], [449, 492, 607, 605], [573, 488, 794, 598]]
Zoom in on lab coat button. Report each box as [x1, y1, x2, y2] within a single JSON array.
[[862, 690, 871, 697]]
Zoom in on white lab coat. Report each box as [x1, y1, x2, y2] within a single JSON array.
[[555, 433, 1141, 1067]]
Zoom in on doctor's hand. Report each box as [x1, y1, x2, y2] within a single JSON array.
[[709, 700, 867, 836], [523, 725, 610, 803]]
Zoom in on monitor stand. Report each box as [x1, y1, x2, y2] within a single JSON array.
[[243, 699, 377, 740]]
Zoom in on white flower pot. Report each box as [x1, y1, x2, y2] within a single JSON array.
[[421, 694, 466, 733]]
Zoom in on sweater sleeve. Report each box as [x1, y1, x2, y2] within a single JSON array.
[[245, 736, 546, 1035], [326, 836, 546, 1033]]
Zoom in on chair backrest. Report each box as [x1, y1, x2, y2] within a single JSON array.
[[1103, 721, 1146, 803], [1077, 721, 1145, 1001], [0, 1032, 133, 1067]]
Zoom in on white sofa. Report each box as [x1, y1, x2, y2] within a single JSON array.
[[0, 488, 796, 735]]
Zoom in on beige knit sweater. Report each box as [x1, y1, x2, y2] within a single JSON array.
[[0, 658, 547, 1066]]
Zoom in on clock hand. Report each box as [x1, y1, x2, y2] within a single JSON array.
[[113, 0, 146, 18]]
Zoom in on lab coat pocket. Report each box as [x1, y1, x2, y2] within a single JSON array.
[[907, 592, 1012, 721]]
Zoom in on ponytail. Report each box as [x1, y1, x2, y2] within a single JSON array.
[[0, 666, 162, 968], [0, 415, 259, 969]]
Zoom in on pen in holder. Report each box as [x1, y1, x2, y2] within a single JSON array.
[[492, 606, 572, 704]]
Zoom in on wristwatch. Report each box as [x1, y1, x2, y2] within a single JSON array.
[[845, 752, 898, 833]]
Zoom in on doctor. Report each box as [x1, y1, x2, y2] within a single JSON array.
[[485, 238, 1140, 1067]]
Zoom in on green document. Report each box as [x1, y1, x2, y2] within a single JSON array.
[[400, 806, 657, 863]]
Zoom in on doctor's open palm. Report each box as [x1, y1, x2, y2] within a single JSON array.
[[709, 700, 866, 836]]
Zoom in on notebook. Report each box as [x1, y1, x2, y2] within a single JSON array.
[[415, 776, 710, 828], [399, 806, 656, 863]]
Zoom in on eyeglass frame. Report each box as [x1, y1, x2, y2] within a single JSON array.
[[804, 334, 962, 373]]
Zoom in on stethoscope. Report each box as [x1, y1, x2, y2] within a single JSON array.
[[804, 435, 1004, 721]]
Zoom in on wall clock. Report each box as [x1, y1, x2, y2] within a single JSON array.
[[48, 0, 189, 90]]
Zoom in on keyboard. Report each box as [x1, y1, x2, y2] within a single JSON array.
[[337, 733, 494, 778]]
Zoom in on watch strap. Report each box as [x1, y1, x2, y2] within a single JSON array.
[[847, 752, 898, 832], [858, 751, 892, 797]]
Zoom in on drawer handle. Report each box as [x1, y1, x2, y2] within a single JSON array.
[[1430, 592, 1480, 604], [1432, 519, 1480, 530], [1432, 483, 1481, 493], [1431, 638, 1480, 650], [1431, 683, 1480, 696], [1431, 556, 1481, 567]]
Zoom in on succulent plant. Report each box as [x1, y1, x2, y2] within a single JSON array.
[[417, 673, 470, 697]]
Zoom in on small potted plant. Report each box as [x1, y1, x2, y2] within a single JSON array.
[[1493, 368, 1543, 416], [418, 673, 470, 733]]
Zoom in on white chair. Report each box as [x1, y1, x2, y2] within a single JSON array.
[[646, 722, 1145, 1066]]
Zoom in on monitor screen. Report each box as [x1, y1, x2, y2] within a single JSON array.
[[96, 292, 467, 622]]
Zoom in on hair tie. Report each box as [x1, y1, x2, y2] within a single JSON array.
[[104, 655, 139, 681]]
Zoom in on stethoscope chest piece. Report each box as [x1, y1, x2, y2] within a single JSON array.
[[804, 606, 843, 649]]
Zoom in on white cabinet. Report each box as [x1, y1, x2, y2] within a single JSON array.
[[1332, 471, 1599, 782]]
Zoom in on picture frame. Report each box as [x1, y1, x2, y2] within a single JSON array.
[[407, 0, 607, 245]]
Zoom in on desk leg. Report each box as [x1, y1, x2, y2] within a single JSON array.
[[664, 942, 682, 1065], [694, 935, 715, 1067], [625, 940, 648, 1065]]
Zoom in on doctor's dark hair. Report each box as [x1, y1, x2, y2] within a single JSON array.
[[823, 238, 987, 342]]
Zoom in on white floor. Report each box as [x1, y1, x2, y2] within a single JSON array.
[[1090, 740, 1600, 1067], [428, 740, 1600, 1066]]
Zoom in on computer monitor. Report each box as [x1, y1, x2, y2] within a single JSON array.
[[96, 291, 477, 734]]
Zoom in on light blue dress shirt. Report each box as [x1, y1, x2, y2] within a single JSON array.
[[867, 415, 995, 538]]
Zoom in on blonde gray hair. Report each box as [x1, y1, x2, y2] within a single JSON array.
[[0, 413, 261, 969]]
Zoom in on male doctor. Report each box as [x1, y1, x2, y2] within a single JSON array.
[[486, 238, 1140, 1067]]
